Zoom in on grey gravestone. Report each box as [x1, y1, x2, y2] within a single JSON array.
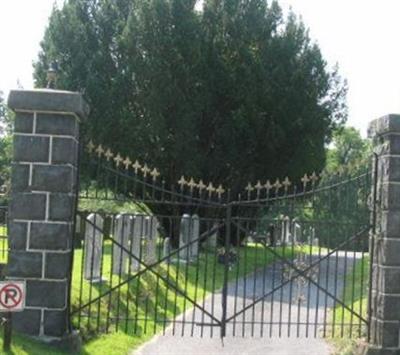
[[179, 214, 191, 260], [75, 214, 81, 233], [145, 216, 158, 264], [312, 237, 319, 247], [280, 216, 290, 245], [84, 213, 104, 282], [112, 214, 131, 275], [293, 222, 301, 244], [190, 214, 200, 259], [163, 237, 171, 263], [131, 214, 144, 271], [205, 222, 218, 250]]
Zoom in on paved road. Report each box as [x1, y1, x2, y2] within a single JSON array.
[[134, 252, 361, 355]]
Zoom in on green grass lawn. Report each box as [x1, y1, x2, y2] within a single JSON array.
[[0, 224, 300, 355], [72, 242, 295, 354], [329, 255, 369, 355]]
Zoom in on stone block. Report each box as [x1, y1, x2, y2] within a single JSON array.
[[380, 211, 400, 239], [14, 135, 49, 162], [26, 280, 66, 308], [30, 222, 71, 250], [378, 239, 400, 266], [10, 192, 46, 220], [7, 89, 89, 120], [13, 309, 41, 335], [379, 156, 400, 183], [376, 293, 400, 321], [52, 137, 78, 165], [45, 252, 71, 279], [32, 165, 73, 193], [372, 319, 400, 348], [8, 221, 28, 250], [14, 112, 33, 133], [49, 194, 75, 221], [7, 251, 42, 278], [381, 183, 400, 210], [44, 310, 67, 337], [376, 266, 400, 294], [11, 163, 30, 193], [368, 114, 400, 138], [36, 113, 78, 136]]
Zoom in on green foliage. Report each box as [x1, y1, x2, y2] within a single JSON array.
[[34, 0, 347, 194], [325, 127, 371, 174], [0, 93, 13, 194]]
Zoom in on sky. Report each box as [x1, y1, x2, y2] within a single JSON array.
[[1, 0, 400, 136]]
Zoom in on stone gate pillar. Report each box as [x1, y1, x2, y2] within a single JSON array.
[[367, 114, 400, 354], [7, 89, 88, 342]]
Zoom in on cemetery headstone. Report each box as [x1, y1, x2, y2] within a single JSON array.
[[163, 237, 171, 263], [131, 214, 144, 271], [146, 216, 158, 264], [84, 213, 104, 282], [112, 214, 132, 275], [179, 214, 191, 260], [204, 222, 218, 250], [190, 214, 200, 259]]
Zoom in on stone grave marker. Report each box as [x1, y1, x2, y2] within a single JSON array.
[[179, 214, 191, 260], [190, 214, 200, 259], [163, 237, 171, 263], [145, 216, 158, 264], [84, 213, 104, 282], [131, 214, 144, 271], [112, 214, 132, 275]]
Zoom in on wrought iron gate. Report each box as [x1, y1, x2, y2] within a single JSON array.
[[70, 141, 373, 340]]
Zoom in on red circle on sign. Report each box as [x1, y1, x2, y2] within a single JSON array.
[[0, 283, 23, 309]]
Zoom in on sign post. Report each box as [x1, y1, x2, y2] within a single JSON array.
[[0, 281, 26, 351]]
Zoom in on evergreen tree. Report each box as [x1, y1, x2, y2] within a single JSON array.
[[34, 0, 347, 196]]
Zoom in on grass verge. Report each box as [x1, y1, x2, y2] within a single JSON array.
[[329, 255, 369, 355]]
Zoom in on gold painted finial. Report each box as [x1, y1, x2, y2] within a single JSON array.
[[150, 168, 160, 181], [178, 176, 187, 189], [95, 144, 104, 157], [122, 157, 132, 170], [132, 160, 141, 174], [104, 148, 113, 161], [87, 140, 95, 153], [113, 153, 123, 167]]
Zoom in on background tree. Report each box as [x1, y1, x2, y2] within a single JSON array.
[[0, 92, 13, 197], [34, 0, 347, 198], [325, 127, 370, 174]]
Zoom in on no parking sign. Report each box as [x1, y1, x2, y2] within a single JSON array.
[[0, 281, 25, 312]]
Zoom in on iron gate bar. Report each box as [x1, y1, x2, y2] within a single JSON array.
[[72, 214, 223, 326], [220, 202, 232, 337], [225, 227, 370, 325]]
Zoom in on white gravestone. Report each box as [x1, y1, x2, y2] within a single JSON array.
[[190, 214, 200, 259], [293, 222, 301, 245], [205, 222, 218, 250], [112, 214, 132, 275], [131, 214, 144, 272], [84, 213, 104, 282], [281, 216, 291, 245], [179, 214, 191, 260], [145, 216, 158, 264], [163, 237, 171, 263]]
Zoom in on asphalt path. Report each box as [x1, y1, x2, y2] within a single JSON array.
[[134, 251, 361, 355]]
